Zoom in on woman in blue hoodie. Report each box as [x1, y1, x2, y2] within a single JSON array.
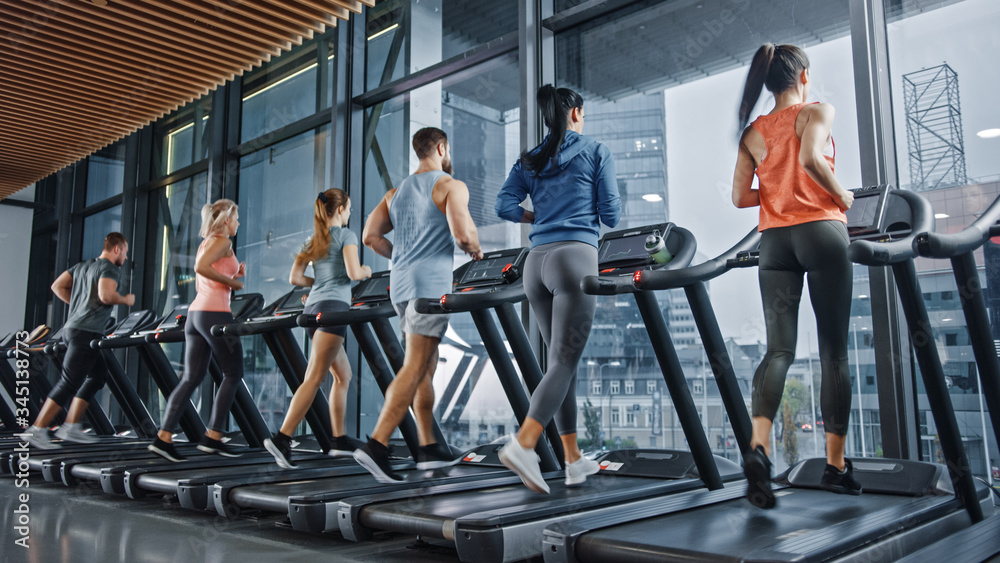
[[495, 85, 622, 493]]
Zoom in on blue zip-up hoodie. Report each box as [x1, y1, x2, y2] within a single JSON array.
[[496, 130, 621, 248]]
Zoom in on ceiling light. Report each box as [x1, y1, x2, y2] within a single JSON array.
[[977, 128, 1000, 139], [642, 194, 663, 202], [935, 213, 950, 219], [368, 24, 399, 41]]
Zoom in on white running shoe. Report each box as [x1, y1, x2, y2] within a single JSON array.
[[564, 456, 600, 486], [25, 426, 59, 450], [55, 423, 98, 444], [498, 438, 550, 494]]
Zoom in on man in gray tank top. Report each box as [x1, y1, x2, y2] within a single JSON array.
[[355, 127, 483, 482], [24, 232, 135, 450]]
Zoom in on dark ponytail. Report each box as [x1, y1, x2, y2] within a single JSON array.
[[521, 85, 584, 174], [737, 43, 810, 133]]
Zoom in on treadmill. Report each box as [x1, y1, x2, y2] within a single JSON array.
[[207, 272, 517, 524], [541, 186, 996, 562], [59, 294, 296, 494], [331, 242, 743, 563], [118, 282, 416, 516]]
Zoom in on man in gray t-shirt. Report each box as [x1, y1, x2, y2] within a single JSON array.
[[25, 232, 135, 450]]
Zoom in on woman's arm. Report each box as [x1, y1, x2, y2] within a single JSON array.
[[595, 146, 622, 228], [342, 245, 372, 281], [798, 103, 853, 210], [195, 237, 243, 290], [495, 162, 531, 224], [732, 133, 760, 208], [289, 256, 314, 287]]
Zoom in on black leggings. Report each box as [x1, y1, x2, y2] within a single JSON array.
[[160, 311, 244, 434], [49, 329, 108, 406], [753, 220, 853, 436]]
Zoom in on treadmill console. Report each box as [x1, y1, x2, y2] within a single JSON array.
[[452, 247, 528, 290], [598, 223, 673, 271], [231, 293, 265, 320], [352, 271, 391, 305], [846, 184, 892, 240], [156, 305, 190, 332], [106, 311, 156, 338], [272, 286, 311, 315]]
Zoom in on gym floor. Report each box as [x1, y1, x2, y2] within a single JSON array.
[[0, 477, 463, 563]]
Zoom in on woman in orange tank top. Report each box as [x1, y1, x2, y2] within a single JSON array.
[[731, 43, 861, 508], [149, 199, 248, 462]]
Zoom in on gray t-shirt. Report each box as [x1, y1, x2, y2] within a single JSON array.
[[63, 258, 121, 333], [304, 227, 358, 306]]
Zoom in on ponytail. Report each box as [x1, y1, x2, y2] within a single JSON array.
[[199, 199, 237, 238], [521, 85, 584, 174], [298, 188, 349, 263], [737, 43, 811, 133]]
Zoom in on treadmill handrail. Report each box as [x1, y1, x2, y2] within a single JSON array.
[[583, 225, 699, 295], [914, 192, 1000, 258], [211, 313, 300, 337], [296, 301, 397, 328], [632, 227, 760, 291], [848, 189, 934, 266]]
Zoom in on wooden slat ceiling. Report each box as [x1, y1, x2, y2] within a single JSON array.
[[0, 0, 372, 200]]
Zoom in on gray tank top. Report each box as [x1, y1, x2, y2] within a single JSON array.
[[389, 170, 454, 304], [305, 227, 358, 306]]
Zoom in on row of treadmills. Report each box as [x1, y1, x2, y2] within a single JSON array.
[[3, 184, 1000, 562]]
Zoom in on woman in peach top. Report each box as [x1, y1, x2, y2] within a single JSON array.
[[732, 43, 860, 508], [149, 199, 247, 462]]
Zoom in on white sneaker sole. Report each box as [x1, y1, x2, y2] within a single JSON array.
[[264, 439, 297, 470], [26, 435, 60, 450], [565, 463, 600, 486], [197, 445, 241, 458], [353, 449, 404, 484], [499, 447, 550, 494], [416, 457, 461, 470], [326, 448, 356, 458], [54, 431, 97, 444], [147, 444, 185, 463]]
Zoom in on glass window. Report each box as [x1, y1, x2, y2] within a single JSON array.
[[365, 0, 518, 92], [557, 0, 858, 468], [85, 142, 126, 207], [82, 206, 122, 260], [886, 0, 1000, 479], [625, 380, 634, 395], [609, 380, 620, 395], [147, 173, 208, 318], [152, 97, 212, 177], [592, 380, 602, 395], [647, 380, 656, 394], [242, 40, 332, 143]]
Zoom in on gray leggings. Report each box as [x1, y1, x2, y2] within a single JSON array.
[[161, 310, 244, 434], [524, 241, 598, 436], [753, 220, 853, 436]]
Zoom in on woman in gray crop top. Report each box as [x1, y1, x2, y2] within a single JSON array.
[[264, 188, 372, 469]]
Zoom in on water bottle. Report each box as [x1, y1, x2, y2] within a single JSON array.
[[644, 230, 673, 264]]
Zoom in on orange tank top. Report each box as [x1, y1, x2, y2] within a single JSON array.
[[751, 103, 846, 231], [189, 235, 240, 313]]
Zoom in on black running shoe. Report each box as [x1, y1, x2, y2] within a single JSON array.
[[197, 436, 242, 458], [264, 432, 297, 469], [327, 434, 366, 458], [416, 442, 461, 470], [820, 458, 863, 495], [354, 438, 404, 483], [744, 445, 775, 509], [148, 438, 187, 462]]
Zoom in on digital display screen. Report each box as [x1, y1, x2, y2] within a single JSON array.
[[598, 235, 654, 267], [846, 192, 882, 233], [275, 287, 310, 313], [458, 258, 506, 285], [110, 312, 150, 336], [157, 306, 189, 330], [354, 275, 391, 301]]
